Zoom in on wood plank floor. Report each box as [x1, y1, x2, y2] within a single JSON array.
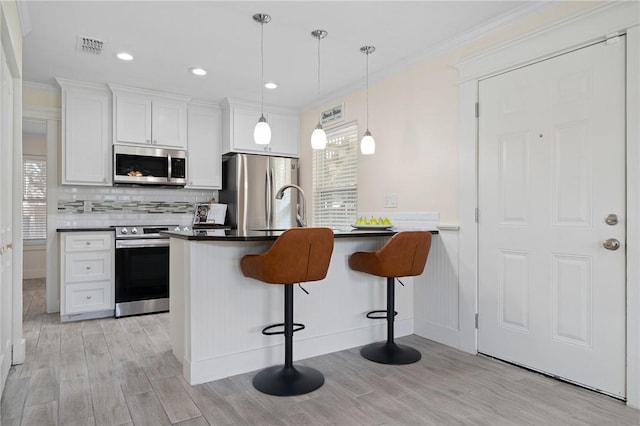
[[2, 278, 639, 425]]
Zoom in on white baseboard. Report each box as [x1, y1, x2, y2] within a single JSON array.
[[23, 268, 45, 279], [186, 319, 414, 385], [414, 319, 465, 351], [12, 338, 26, 365]]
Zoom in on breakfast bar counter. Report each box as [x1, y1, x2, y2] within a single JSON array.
[[164, 228, 436, 385]]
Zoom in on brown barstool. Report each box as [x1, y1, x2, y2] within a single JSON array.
[[240, 227, 334, 396], [349, 231, 432, 365]]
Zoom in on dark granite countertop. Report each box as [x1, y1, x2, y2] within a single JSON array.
[[161, 228, 438, 241], [57, 227, 115, 232]]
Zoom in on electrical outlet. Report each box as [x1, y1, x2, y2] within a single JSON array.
[[384, 193, 397, 208], [83, 200, 92, 212]]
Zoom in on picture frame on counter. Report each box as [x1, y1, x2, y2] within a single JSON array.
[[320, 103, 344, 126], [193, 203, 227, 225]]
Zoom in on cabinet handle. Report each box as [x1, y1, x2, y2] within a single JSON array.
[[153, 140, 157, 144], [146, 139, 151, 143], [86, 266, 92, 270], [103, 177, 107, 183], [86, 241, 91, 245], [86, 295, 92, 300]]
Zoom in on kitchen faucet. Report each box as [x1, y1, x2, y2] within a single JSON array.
[[275, 184, 306, 227]]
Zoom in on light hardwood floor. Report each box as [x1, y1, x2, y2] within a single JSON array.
[[2, 279, 639, 425]]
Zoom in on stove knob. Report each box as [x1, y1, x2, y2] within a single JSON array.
[[131, 228, 138, 234], [121, 228, 128, 235], [183, 226, 190, 231], [174, 226, 181, 231]]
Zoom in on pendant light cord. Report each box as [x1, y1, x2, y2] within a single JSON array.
[[260, 20, 265, 116], [317, 35, 321, 97], [366, 50, 369, 130]]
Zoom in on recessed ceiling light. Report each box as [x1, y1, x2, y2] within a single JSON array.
[[265, 82, 278, 89], [116, 52, 134, 61], [190, 67, 207, 76]]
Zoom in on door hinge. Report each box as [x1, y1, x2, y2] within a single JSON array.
[[475, 102, 479, 118], [475, 313, 479, 329], [475, 208, 479, 224]]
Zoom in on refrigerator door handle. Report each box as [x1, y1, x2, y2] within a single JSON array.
[[269, 167, 275, 227], [265, 166, 271, 228]]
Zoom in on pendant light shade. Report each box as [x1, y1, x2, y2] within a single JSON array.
[[311, 29, 328, 150], [311, 123, 327, 149], [254, 114, 272, 145], [253, 13, 271, 145], [360, 129, 375, 155], [360, 46, 376, 155]]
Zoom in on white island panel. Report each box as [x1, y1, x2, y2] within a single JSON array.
[[170, 235, 415, 385]]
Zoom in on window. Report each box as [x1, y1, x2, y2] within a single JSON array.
[[312, 123, 358, 229], [23, 156, 47, 241]]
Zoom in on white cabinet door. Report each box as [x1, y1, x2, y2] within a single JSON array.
[[111, 86, 188, 149], [232, 105, 266, 153], [221, 100, 299, 157], [187, 105, 222, 189], [269, 112, 299, 157], [114, 93, 152, 144], [59, 79, 112, 186], [152, 99, 187, 148]]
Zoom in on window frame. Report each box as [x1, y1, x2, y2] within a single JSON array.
[[23, 154, 47, 244], [312, 121, 358, 229]]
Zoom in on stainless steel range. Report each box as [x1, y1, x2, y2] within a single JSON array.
[[114, 224, 188, 317]]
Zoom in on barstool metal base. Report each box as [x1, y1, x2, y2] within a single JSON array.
[[253, 365, 324, 396], [360, 341, 422, 365]]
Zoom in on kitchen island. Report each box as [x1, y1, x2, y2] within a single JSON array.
[[163, 228, 436, 385]]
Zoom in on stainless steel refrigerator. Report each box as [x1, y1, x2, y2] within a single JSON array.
[[219, 153, 300, 232]]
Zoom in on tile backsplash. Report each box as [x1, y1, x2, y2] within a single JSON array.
[[56, 185, 217, 228]]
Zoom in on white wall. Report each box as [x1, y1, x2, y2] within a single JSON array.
[[298, 1, 605, 227]]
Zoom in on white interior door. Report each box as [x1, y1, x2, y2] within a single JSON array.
[[0, 43, 14, 392], [478, 38, 626, 398]]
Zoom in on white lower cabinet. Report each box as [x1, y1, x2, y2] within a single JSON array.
[[60, 231, 115, 320]]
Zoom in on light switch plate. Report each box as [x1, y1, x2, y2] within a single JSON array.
[[83, 200, 92, 212], [384, 193, 397, 208]]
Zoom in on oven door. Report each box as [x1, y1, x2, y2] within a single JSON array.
[[115, 238, 169, 317]]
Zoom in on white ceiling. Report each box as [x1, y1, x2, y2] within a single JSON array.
[[21, 1, 542, 111]]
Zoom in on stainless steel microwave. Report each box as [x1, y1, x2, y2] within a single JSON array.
[[113, 145, 186, 187]]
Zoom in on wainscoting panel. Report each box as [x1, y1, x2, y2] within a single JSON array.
[[414, 229, 462, 348]]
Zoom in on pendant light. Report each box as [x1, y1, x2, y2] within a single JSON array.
[[253, 13, 271, 145], [311, 29, 328, 150], [360, 46, 376, 155]]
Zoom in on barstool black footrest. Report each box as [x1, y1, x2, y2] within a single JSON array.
[[253, 365, 324, 396], [261, 322, 305, 336], [360, 341, 421, 365], [365, 310, 398, 320]]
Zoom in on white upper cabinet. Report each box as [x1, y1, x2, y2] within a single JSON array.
[[110, 85, 189, 149], [187, 103, 222, 189], [57, 78, 112, 186], [221, 98, 299, 157]]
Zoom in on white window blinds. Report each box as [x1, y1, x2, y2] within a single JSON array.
[[23, 156, 47, 241], [312, 123, 358, 229]]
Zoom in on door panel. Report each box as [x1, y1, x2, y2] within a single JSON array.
[[478, 39, 626, 397]]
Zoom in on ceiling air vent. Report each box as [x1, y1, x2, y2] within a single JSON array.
[[77, 35, 105, 54]]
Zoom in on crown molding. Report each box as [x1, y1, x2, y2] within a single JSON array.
[[300, 1, 553, 113], [23, 105, 61, 121], [23, 81, 59, 94]]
